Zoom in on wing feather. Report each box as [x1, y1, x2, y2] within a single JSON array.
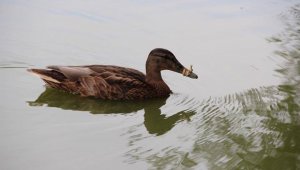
[[31, 65, 152, 100]]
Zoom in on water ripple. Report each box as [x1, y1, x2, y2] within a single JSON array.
[[0, 61, 33, 69], [123, 83, 298, 169]]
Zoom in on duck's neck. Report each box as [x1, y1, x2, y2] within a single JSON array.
[[146, 69, 171, 95], [146, 67, 162, 82]]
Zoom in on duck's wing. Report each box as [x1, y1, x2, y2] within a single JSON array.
[[29, 65, 151, 100], [83, 65, 151, 99], [47, 65, 146, 82], [84, 65, 146, 83], [47, 65, 94, 81]]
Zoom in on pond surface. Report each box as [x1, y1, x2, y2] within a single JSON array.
[[1, 0, 300, 169]]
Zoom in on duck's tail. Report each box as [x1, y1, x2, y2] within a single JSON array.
[[27, 68, 66, 84]]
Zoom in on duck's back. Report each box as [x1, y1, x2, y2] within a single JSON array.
[[29, 65, 160, 100]]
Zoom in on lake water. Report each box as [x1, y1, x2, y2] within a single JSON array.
[[1, 0, 300, 169]]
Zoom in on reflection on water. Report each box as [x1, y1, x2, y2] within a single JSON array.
[[123, 86, 292, 169], [29, 88, 196, 136], [123, 82, 299, 169], [28, 78, 300, 168]]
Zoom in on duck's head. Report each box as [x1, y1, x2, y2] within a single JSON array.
[[146, 48, 198, 80]]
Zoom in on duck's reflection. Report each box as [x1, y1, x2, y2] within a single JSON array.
[[28, 88, 195, 135]]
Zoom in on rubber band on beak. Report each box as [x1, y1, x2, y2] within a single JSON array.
[[182, 65, 193, 76]]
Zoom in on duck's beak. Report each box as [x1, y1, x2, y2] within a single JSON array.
[[187, 72, 198, 79], [182, 65, 198, 79]]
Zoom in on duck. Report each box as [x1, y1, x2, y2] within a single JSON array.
[[28, 48, 198, 100]]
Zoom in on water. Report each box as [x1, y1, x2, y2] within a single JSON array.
[[1, 1, 300, 169]]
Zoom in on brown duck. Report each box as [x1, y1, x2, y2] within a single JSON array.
[[28, 48, 198, 100]]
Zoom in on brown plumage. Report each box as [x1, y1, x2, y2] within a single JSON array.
[[28, 48, 198, 100]]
